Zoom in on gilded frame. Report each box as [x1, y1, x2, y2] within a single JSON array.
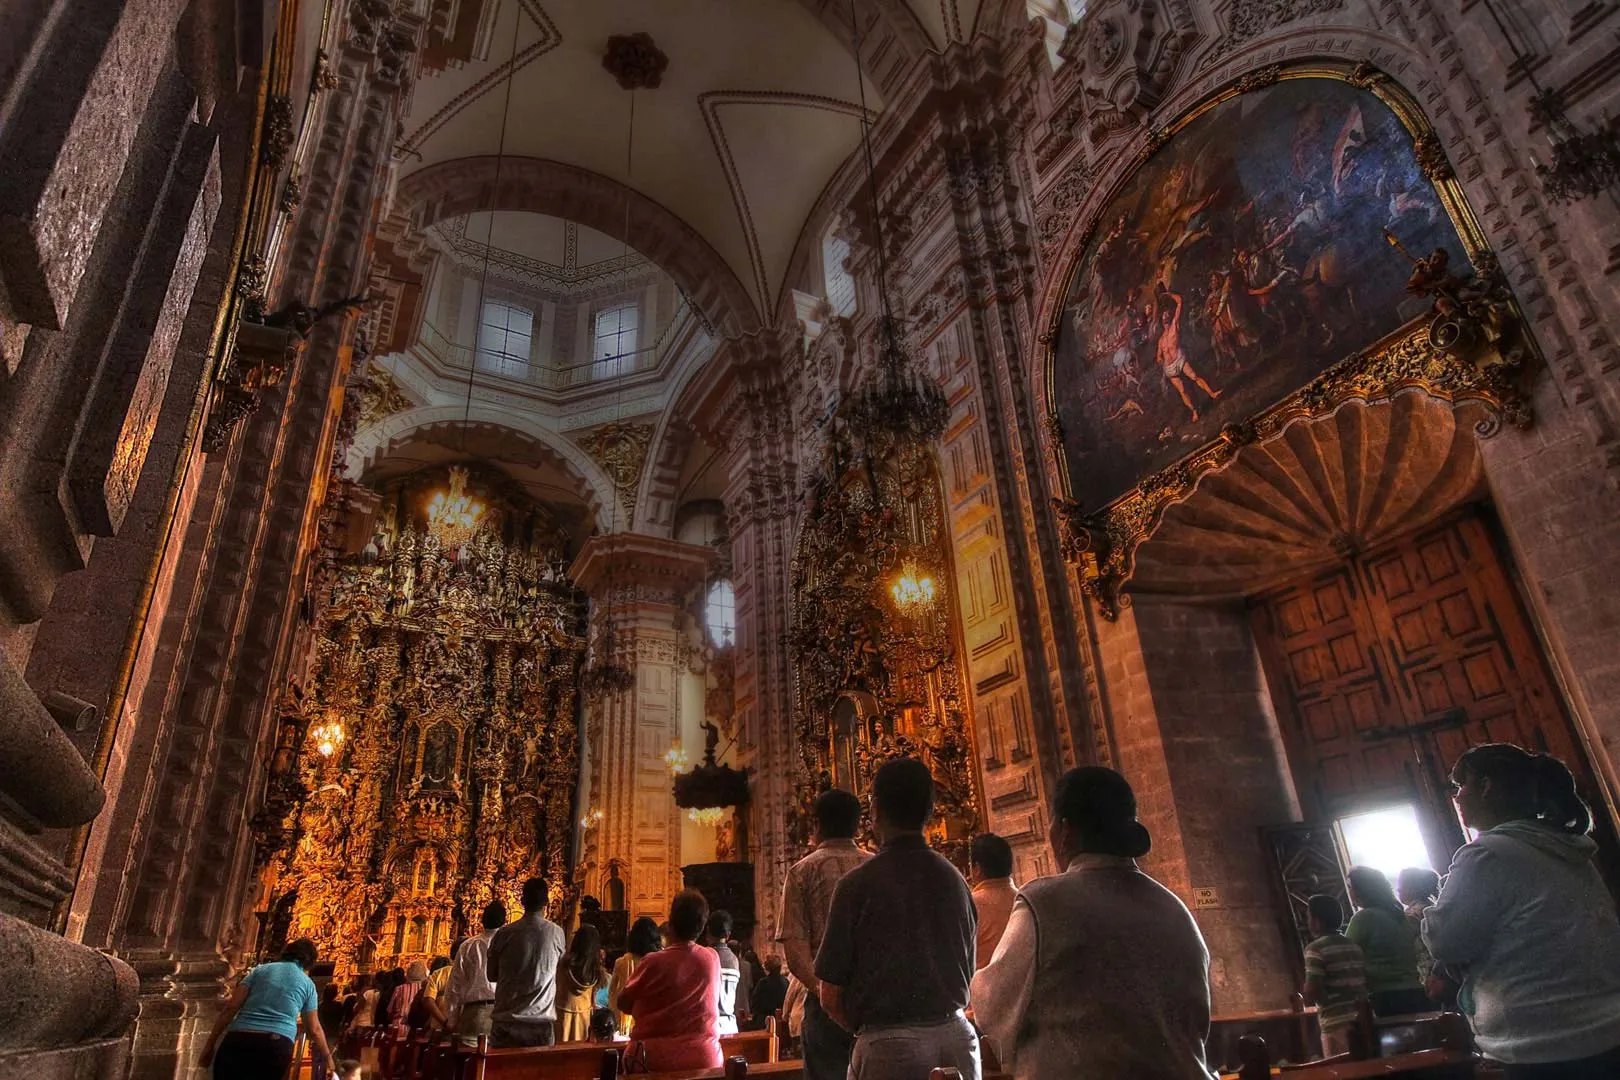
[[1040, 60, 1534, 618]]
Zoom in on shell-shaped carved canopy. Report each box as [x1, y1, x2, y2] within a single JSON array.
[[1129, 393, 1490, 598]]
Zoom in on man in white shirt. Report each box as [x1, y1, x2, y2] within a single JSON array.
[[447, 899, 507, 1041], [972, 767, 1216, 1080], [487, 878, 566, 1047]]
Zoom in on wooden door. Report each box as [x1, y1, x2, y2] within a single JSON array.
[[1251, 512, 1601, 860]]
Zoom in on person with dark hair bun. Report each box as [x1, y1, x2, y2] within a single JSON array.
[[1425, 743, 1620, 1076], [774, 787, 870, 1080], [969, 833, 1018, 970], [199, 938, 336, 1079], [619, 889, 722, 1072], [815, 757, 980, 1080], [972, 766, 1215, 1080]]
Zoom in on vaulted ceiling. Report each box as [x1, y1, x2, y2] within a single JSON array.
[[395, 0, 1008, 321]]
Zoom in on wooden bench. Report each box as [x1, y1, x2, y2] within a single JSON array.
[[456, 1020, 778, 1080], [1227, 1014, 1478, 1080]]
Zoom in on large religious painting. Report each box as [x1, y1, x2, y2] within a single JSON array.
[[1053, 72, 1471, 511]]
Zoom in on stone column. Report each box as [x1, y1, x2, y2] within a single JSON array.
[[571, 534, 715, 921]]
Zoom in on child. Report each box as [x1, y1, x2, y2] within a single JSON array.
[[335, 1059, 364, 1080], [590, 1006, 628, 1043], [1302, 894, 1367, 1058]]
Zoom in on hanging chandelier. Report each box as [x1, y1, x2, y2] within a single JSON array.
[[889, 557, 938, 617], [1528, 87, 1620, 203], [664, 743, 691, 775], [309, 716, 345, 758], [687, 807, 726, 827], [425, 466, 486, 549], [840, 0, 949, 447]]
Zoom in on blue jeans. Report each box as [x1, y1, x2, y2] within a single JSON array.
[[849, 1012, 981, 1080], [802, 994, 854, 1080]]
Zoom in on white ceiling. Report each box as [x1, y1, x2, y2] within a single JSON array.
[[394, 0, 997, 319]]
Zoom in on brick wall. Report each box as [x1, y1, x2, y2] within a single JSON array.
[[1097, 597, 1300, 1014]]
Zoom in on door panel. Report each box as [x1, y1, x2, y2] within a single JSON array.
[[1251, 511, 1602, 866]]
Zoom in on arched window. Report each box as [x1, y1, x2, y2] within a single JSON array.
[[822, 227, 856, 317], [705, 580, 736, 648]]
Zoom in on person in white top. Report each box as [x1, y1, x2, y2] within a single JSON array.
[[971, 766, 1216, 1080], [447, 900, 508, 1041], [1424, 743, 1620, 1077]]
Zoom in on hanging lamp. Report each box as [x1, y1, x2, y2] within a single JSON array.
[[840, 0, 949, 446]]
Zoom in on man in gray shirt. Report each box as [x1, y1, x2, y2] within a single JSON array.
[[486, 877, 566, 1047]]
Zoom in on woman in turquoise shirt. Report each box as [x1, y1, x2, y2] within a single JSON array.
[[200, 938, 337, 1079]]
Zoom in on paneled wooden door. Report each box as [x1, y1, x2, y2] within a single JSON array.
[[1250, 511, 1600, 865]]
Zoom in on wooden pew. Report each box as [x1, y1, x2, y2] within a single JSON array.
[[457, 1021, 778, 1080]]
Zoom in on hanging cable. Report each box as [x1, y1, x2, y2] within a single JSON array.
[[462, 3, 524, 446]]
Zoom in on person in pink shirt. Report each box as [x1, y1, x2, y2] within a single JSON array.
[[618, 889, 721, 1073]]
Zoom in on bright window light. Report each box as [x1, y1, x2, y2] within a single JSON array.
[[705, 580, 735, 648], [476, 300, 533, 377], [1337, 804, 1434, 886]]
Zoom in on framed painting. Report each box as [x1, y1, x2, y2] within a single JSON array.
[[1047, 66, 1481, 514]]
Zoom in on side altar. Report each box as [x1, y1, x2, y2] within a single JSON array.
[[255, 468, 588, 974]]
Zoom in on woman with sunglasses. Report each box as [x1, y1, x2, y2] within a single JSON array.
[[1424, 743, 1620, 1078]]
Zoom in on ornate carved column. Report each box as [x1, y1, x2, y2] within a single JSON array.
[[692, 333, 799, 941], [571, 534, 715, 922]]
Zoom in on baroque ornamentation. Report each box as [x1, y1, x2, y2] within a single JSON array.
[[261, 95, 294, 167], [279, 168, 304, 215], [789, 414, 981, 865], [1056, 0, 1199, 151], [602, 33, 669, 91], [1226, 0, 1347, 43], [258, 478, 586, 974], [578, 421, 655, 524], [357, 362, 415, 427], [1412, 132, 1454, 183], [1056, 264, 1533, 619]]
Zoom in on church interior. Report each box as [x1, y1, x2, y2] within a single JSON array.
[[5, 0, 1620, 1076]]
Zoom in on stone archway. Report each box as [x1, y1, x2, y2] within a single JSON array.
[[394, 156, 762, 339]]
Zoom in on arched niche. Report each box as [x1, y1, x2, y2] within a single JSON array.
[[1034, 61, 1532, 616]]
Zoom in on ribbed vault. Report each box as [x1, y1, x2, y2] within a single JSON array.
[[1129, 394, 1491, 598]]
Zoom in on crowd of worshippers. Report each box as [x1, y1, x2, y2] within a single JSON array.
[[199, 742, 1620, 1080]]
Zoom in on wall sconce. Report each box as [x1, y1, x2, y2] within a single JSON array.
[[579, 807, 604, 830]]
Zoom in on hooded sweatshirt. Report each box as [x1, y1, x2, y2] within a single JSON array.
[[1423, 820, 1620, 1063]]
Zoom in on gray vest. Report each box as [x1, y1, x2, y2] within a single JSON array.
[[1014, 857, 1216, 1080]]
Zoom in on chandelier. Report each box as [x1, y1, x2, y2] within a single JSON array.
[[579, 807, 604, 830], [838, 0, 949, 447], [687, 807, 726, 827], [309, 716, 345, 758], [425, 466, 486, 549], [664, 743, 691, 775], [889, 557, 938, 617]]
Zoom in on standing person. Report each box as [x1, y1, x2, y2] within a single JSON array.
[[706, 910, 742, 1035], [317, 983, 346, 1046], [417, 955, 453, 1030], [388, 962, 427, 1030], [968, 833, 1018, 970], [448, 900, 506, 1041], [1396, 867, 1443, 1000], [972, 766, 1216, 1080], [555, 924, 609, 1042], [199, 938, 337, 1080], [816, 757, 980, 1080], [776, 788, 870, 1080], [618, 889, 723, 1072], [1425, 743, 1620, 1078], [1344, 866, 1427, 1016], [486, 877, 567, 1047], [1301, 894, 1368, 1058], [349, 973, 379, 1029], [749, 954, 790, 1031], [610, 916, 661, 1036]]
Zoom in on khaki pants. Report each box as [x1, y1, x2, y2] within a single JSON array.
[[457, 1002, 495, 1043]]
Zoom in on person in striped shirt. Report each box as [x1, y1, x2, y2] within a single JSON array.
[[1303, 894, 1368, 1058]]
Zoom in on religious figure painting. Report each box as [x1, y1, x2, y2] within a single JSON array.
[[1053, 76, 1470, 511]]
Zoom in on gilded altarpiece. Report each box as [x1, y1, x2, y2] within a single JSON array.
[[266, 474, 587, 975], [790, 431, 982, 863]]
